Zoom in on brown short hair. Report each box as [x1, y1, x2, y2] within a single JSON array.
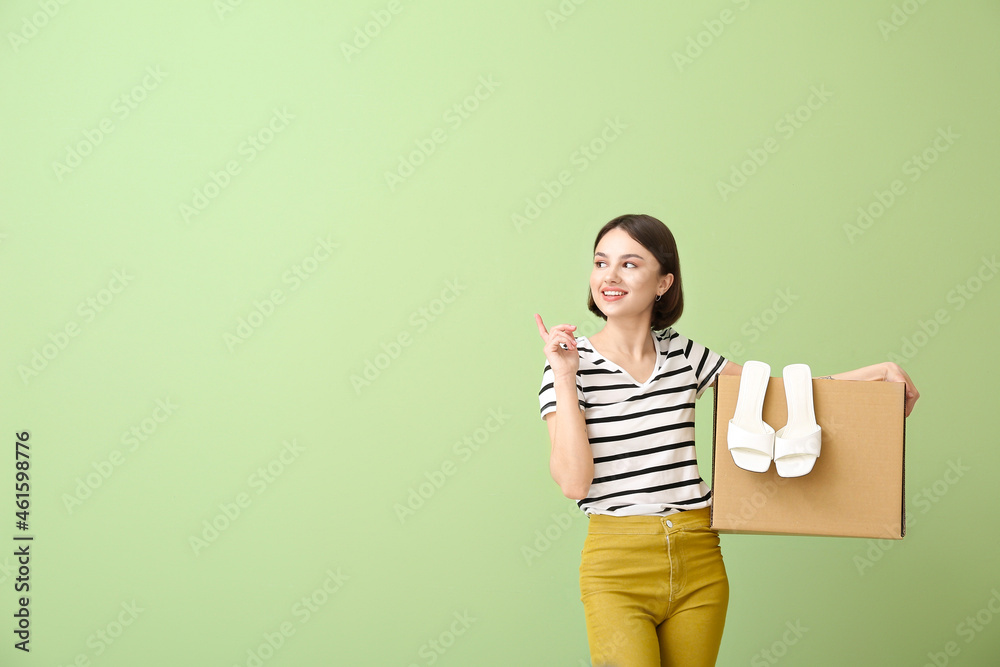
[[586, 214, 684, 331]]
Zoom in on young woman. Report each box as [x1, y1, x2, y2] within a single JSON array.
[[534, 214, 919, 666]]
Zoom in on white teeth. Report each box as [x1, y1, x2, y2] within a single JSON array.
[[604, 291, 625, 296]]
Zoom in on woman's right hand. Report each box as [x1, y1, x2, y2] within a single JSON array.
[[534, 313, 580, 378]]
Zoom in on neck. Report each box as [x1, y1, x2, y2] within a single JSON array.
[[594, 317, 654, 359]]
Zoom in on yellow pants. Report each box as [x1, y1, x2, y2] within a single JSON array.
[[579, 507, 729, 666]]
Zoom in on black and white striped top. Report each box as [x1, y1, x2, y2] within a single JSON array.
[[538, 327, 728, 516]]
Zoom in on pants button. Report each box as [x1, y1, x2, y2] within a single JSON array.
[[665, 520, 673, 528]]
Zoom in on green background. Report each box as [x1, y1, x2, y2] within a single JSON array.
[[2, 0, 999, 665]]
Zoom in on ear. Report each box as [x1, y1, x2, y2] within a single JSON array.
[[659, 273, 674, 294]]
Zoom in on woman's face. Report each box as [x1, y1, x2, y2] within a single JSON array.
[[591, 227, 672, 321]]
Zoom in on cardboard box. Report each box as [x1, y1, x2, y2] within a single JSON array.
[[710, 374, 906, 539]]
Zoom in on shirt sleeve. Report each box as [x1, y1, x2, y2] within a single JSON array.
[[671, 328, 729, 400], [538, 362, 586, 420]]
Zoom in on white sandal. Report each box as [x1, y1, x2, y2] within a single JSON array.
[[727, 360, 775, 473], [773, 363, 822, 478]]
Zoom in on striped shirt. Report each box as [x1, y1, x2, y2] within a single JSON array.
[[538, 327, 728, 516]]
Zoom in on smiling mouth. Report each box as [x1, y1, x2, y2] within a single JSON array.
[[601, 289, 627, 300]]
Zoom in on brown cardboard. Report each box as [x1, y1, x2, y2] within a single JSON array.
[[710, 374, 906, 539]]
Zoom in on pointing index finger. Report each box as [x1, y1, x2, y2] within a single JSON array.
[[534, 313, 549, 339]]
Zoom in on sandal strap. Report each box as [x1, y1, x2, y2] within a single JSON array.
[[774, 425, 822, 459], [727, 419, 775, 457]]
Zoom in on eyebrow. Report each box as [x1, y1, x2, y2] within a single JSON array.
[[594, 252, 645, 260]]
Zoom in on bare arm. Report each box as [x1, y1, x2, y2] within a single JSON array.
[[818, 361, 919, 416], [544, 374, 594, 500]]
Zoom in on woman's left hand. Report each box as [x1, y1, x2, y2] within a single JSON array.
[[881, 362, 919, 418], [830, 362, 919, 417]]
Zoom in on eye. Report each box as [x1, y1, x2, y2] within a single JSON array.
[[594, 260, 637, 268]]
